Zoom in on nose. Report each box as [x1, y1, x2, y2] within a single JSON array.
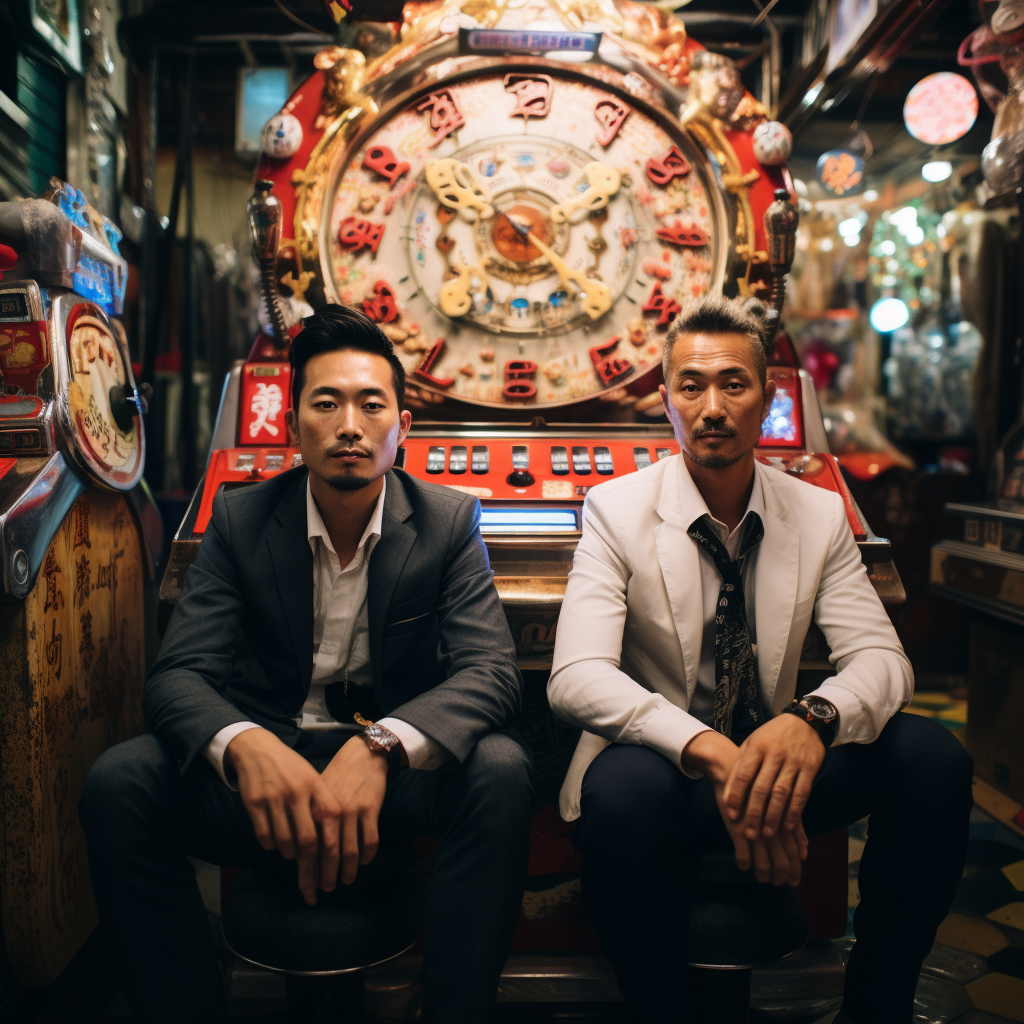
[[336, 402, 363, 440], [701, 385, 726, 422]]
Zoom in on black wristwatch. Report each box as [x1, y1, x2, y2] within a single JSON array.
[[781, 696, 839, 748]]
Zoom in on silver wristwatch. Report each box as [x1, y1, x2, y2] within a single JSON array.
[[353, 713, 403, 771]]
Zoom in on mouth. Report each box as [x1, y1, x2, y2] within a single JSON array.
[[330, 449, 371, 462]]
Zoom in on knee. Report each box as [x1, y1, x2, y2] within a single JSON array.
[[580, 745, 679, 839], [459, 733, 534, 827], [80, 734, 176, 838], [886, 715, 974, 803]]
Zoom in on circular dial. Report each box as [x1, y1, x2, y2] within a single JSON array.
[[320, 66, 728, 408]]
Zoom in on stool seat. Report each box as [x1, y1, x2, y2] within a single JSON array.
[[223, 862, 423, 976], [685, 850, 809, 969]]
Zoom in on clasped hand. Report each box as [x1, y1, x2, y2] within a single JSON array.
[[686, 714, 825, 886], [227, 729, 389, 905]]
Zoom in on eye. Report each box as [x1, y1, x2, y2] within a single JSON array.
[[314, 400, 336, 409]]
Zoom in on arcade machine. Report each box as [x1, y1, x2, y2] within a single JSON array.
[[0, 181, 161, 989], [160, 0, 903, 1005]]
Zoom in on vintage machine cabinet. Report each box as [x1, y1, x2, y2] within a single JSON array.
[[0, 182, 161, 987], [163, 1, 902, 661]]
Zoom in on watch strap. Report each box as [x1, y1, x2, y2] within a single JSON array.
[[782, 697, 838, 748]]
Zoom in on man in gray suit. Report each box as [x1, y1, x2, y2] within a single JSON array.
[[80, 305, 533, 1024]]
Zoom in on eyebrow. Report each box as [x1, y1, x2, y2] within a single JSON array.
[[307, 385, 389, 400], [674, 366, 752, 380]]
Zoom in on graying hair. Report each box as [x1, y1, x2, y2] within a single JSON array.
[[662, 293, 768, 392]]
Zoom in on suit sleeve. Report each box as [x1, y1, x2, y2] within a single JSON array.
[[808, 494, 914, 744], [385, 496, 523, 763], [143, 493, 256, 775], [547, 488, 712, 775]]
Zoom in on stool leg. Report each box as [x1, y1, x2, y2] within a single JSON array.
[[286, 971, 365, 1023], [684, 966, 751, 1024]]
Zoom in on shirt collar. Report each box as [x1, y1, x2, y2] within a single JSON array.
[[306, 474, 386, 560], [683, 462, 765, 545]]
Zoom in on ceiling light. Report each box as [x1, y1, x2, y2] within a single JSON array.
[[838, 217, 862, 237], [880, 240, 896, 255], [922, 161, 952, 183], [844, 233, 861, 247], [819, 237, 834, 252], [906, 226, 925, 245]]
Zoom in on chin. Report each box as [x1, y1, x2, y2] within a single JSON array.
[[324, 467, 376, 492], [687, 444, 747, 469]]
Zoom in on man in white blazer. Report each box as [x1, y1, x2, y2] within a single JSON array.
[[548, 295, 972, 1023]]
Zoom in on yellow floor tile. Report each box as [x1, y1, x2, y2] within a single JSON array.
[[902, 706, 936, 718], [986, 902, 1024, 931], [848, 878, 860, 907], [1002, 859, 1024, 892], [910, 693, 953, 707], [935, 912, 1010, 956], [848, 837, 866, 864], [966, 973, 1024, 1022]]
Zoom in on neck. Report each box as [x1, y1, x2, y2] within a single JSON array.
[[683, 450, 756, 533], [308, 471, 384, 556]]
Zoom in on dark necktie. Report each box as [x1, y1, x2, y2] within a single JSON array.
[[686, 512, 764, 739]]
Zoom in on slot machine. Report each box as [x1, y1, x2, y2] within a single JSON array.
[[0, 181, 161, 987], [161, 1, 903, 663]]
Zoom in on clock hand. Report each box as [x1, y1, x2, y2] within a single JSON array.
[[439, 260, 489, 317], [424, 158, 494, 222], [525, 230, 611, 320], [550, 161, 622, 224]]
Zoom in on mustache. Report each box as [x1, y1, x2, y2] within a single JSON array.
[[327, 443, 372, 458], [692, 423, 737, 439]]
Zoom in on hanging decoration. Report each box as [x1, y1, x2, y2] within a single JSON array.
[[903, 72, 978, 145], [816, 149, 864, 196]]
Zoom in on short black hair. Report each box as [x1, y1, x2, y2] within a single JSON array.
[[289, 304, 406, 410]]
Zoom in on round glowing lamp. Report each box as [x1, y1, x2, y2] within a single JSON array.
[[869, 298, 910, 333], [922, 161, 952, 183], [838, 217, 862, 237]]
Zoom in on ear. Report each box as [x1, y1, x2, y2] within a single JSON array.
[[760, 378, 778, 423], [659, 383, 671, 418], [397, 408, 412, 446], [286, 407, 299, 446]]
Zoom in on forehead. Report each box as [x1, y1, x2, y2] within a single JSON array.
[[301, 348, 395, 395], [668, 331, 758, 376]]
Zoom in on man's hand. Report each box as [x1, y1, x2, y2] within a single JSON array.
[[722, 714, 825, 844], [684, 730, 808, 886], [320, 735, 390, 887], [227, 728, 342, 907]]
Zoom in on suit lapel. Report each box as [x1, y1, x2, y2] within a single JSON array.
[[268, 470, 315, 691], [368, 471, 416, 684], [654, 458, 705, 701], [752, 462, 800, 710]]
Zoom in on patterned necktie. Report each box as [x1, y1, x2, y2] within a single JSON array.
[[686, 512, 765, 739]]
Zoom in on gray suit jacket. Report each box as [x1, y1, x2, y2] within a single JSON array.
[[144, 465, 523, 775]]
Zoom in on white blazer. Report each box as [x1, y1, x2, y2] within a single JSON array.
[[548, 455, 913, 822]]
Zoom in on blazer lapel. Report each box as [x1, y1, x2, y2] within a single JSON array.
[[368, 471, 416, 684], [752, 462, 800, 710], [268, 470, 315, 691], [654, 458, 705, 702]]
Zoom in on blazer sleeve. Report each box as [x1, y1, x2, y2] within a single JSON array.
[[807, 493, 914, 745], [385, 496, 523, 763], [143, 493, 254, 774], [547, 488, 712, 774]]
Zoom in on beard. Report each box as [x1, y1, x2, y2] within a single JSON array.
[[687, 448, 746, 469], [325, 466, 375, 491]]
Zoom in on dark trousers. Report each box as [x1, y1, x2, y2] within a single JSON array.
[[79, 729, 534, 1024], [579, 713, 973, 1023]]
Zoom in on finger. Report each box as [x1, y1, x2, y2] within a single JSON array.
[[340, 812, 360, 885], [794, 821, 809, 861], [766, 836, 790, 887], [359, 809, 380, 867], [288, 800, 321, 906], [730, 828, 752, 872], [751, 838, 772, 884], [742, 756, 785, 841], [762, 764, 800, 838], [780, 829, 803, 887], [783, 768, 817, 831], [314, 797, 341, 894], [270, 801, 297, 860], [723, 745, 764, 821], [248, 805, 277, 852]]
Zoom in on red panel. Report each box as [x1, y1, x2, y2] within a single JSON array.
[[0, 320, 48, 396], [0, 457, 15, 483], [757, 452, 866, 540], [194, 447, 303, 534], [237, 363, 292, 446], [760, 367, 804, 449]]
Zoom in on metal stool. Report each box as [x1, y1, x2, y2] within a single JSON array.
[[683, 849, 810, 1022], [222, 855, 422, 1023]]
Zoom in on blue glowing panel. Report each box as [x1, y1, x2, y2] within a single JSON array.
[[479, 508, 579, 534], [761, 392, 798, 443]]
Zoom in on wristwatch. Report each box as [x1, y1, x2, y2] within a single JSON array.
[[354, 712, 403, 780], [781, 695, 839, 748]]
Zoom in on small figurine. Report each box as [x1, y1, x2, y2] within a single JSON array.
[[752, 121, 793, 166]]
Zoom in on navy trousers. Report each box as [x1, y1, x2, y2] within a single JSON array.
[[579, 713, 973, 1023], [80, 729, 533, 1024]]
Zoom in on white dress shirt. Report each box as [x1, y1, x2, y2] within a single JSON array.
[[203, 476, 450, 787], [688, 469, 765, 728]]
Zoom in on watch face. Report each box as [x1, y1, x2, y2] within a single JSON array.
[[804, 697, 836, 722], [317, 64, 728, 409]]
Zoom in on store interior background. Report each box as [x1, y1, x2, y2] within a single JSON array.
[[5, 0, 1024, 1021]]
